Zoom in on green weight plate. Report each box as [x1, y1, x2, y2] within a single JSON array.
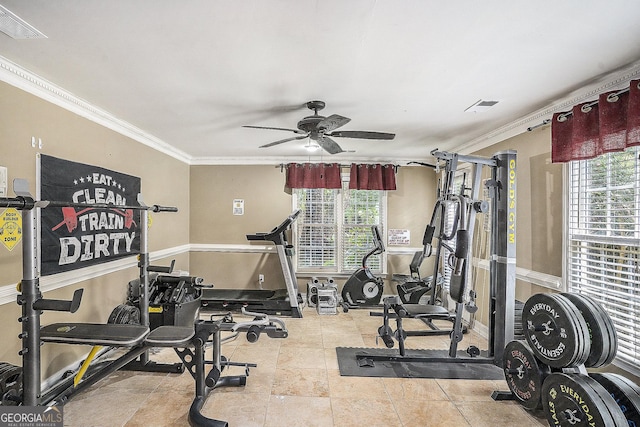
[[590, 373, 640, 426], [524, 293, 589, 368], [542, 373, 624, 426], [503, 340, 550, 410]]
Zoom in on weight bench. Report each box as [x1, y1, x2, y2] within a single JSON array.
[[40, 323, 195, 348]]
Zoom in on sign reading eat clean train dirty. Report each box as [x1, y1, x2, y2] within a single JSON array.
[[40, 155, 141, 276]]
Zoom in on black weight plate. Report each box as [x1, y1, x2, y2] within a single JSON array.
[[542, 373, 622, 426], [524, 294, 589, 368], [574, 374, 628, 427], [503, 340, 550, 410], [547, 295, 584, 367], [0, 364, 21, 395], [552, 294, 590, 367], [107, 304, 127, 324], [590, 373, 640, 426], [569, 293, 618, 367], [562, 293, 611, 368]]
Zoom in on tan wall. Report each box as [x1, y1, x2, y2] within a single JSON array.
[[189, 164, 437, 293], [470, 127, 564, 327], [0, 82, 190, 375]]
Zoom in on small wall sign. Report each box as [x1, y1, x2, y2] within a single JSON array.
[[388, 229, 410, 246]]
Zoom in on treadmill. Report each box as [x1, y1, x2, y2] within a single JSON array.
[[200, 210, 304, 317]]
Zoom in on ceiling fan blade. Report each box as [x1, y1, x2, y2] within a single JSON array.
[[316, 136, 344, 154], [243, 125, 306, 134], [259, 134, 308, 148], [317, 114, 351, 132], [326, 130, 395, 140]]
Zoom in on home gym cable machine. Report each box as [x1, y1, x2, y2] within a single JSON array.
[[0, 179, 289, 427], [345, 150, 516, 377]]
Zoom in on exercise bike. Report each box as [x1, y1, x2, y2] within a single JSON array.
[[341, 225, 385, 311]]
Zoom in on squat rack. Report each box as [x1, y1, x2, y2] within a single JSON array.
[[0, 178, 177, 406]]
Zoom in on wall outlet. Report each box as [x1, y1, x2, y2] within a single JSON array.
[[258, 274, 264, 284]]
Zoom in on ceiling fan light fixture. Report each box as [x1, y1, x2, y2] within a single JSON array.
[[304, 141, 321, 152]]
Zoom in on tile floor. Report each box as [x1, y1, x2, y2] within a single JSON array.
[[62, 308, 548, 426]]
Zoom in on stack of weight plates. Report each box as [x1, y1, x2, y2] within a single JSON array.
[[503, 292, 640, 426], [0, 362, 22, 405]]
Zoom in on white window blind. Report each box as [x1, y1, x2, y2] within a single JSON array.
[[342, 182, 383, 272], [567, 146, 640, 370], [294, 179, 385, 274]]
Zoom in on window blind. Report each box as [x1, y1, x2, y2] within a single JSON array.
[[294, 179, 385, 274], [567, 146, 640, 369]]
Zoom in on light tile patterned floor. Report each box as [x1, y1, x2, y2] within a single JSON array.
[[62, 308, 547, 426]]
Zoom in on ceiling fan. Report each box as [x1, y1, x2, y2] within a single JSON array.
[[243, 100, 395, 154]]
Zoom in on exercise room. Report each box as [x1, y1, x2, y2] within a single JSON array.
[[0, 2, 639, 426]]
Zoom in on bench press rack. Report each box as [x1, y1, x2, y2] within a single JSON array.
[[1, 178, 289, 426]]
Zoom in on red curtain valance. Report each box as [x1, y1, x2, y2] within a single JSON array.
[[349, 163, 396, 190], [285, 163, 341, 189], [551, 79, 640, 163], [285, 163, 397, 190]]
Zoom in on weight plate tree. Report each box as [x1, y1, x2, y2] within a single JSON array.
[[561, 293, 618, 368], [523, 293, 591, 368], [590, 373, 640, 426], [503, 340, 550, 410], [541, 373, 627, 427]]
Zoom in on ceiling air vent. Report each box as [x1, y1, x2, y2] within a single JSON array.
[[0, 5, 47, 39], [465, 99, 499, 113]]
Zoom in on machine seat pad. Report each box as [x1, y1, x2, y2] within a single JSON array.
[[144, 326, 194, 347], [396, 304, 450, 319], [40, 323, 150, 346]]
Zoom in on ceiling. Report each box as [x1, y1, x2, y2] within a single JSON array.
[[1, 1, 640, 164]]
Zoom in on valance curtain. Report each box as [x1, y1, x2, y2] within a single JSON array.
[[285, 163, 341, 189], [285, 163, 397, 190], [349, 164, 396, 190], [551, 79, 640, 163]]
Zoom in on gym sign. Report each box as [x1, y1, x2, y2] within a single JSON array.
[[0, 208, 22, 251], [39, 155, 141, 276]]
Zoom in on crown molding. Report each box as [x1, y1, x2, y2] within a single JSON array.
[[0, 55, 193, 164], [456, 59, 640, 154], [3, 54, 640, 165]]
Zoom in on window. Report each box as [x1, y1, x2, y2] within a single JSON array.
[[294, 179, 386, 274], [566, 146, 640, 371]]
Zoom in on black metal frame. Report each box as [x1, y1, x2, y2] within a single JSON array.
[[357, 150, 517, 372]]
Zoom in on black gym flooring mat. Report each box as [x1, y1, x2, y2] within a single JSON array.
[[336, 347, 505, 380]]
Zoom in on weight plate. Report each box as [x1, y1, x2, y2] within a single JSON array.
[[552, 294, 590, 367], [107, 304, 127, 324], [572, 374, 628, 427], [564, 293, 618, 368], [523, 294, 590, 368], [542, 373, 625, 426], [562, 293, 610, 368], [590, 373, 640, 426], [503, 340, 550, 410], [0, 364, 21, 397]]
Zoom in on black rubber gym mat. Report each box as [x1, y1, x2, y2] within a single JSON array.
[[336, 347, 504, 380]]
